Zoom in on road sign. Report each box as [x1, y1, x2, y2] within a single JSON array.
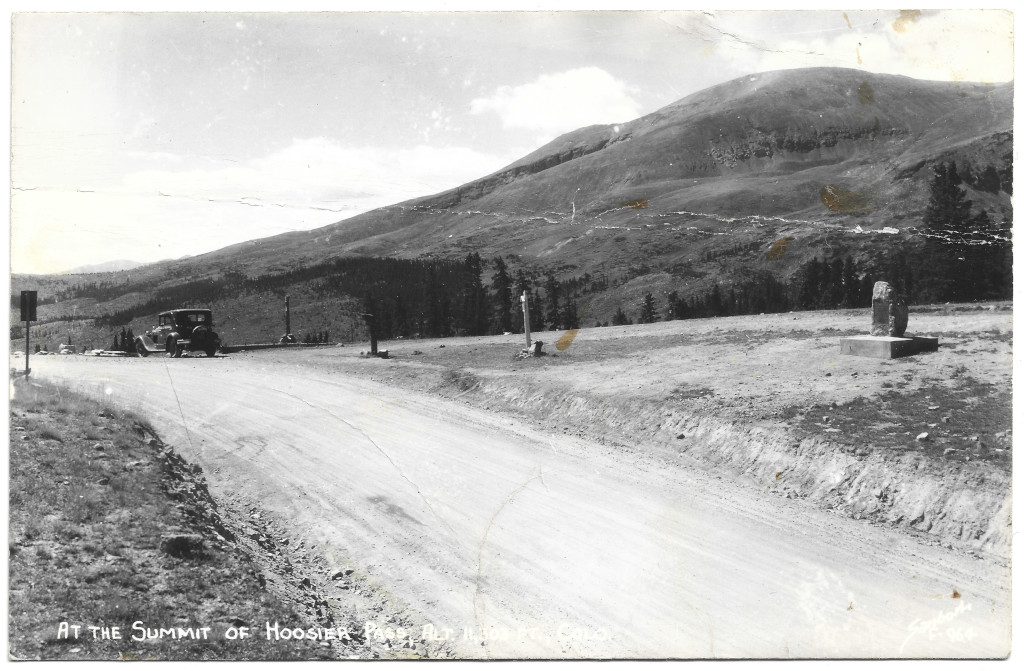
[[20, 290, 37, 322], [21, 290, 36, 377]]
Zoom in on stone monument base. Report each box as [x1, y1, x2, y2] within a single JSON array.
[[839, 335, 939, 359]]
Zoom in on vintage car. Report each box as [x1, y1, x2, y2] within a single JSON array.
[[135, 309, 221, 358]]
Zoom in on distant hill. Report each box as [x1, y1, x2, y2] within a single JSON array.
[[11, 67, 1013, 350], [63, 260, 147, 274]]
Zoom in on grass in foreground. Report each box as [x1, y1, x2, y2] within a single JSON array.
[[7, 380, 331, 661]]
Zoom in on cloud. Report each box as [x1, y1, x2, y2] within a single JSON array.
[[11, 138, 518, 274], [712, 10, 1013, 83], [470, 67, 643, 137], [121, 137, 513, 209]]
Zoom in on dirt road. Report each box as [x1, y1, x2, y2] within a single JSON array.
[[25, 353, 1010, 658]]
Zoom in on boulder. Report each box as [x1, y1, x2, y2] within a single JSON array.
[[871, 281, 908, 337]]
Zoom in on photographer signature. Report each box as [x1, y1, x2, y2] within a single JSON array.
[[900, 600, 975, 654]]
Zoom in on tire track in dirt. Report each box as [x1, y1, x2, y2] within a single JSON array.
[[27, 354, 1011, 659]]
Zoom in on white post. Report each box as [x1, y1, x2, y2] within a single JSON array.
[[521, 291, 532, 350]]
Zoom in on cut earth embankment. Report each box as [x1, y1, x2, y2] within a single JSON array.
[[340, 305, 1012, 561], [455, 374, 1010, 559]]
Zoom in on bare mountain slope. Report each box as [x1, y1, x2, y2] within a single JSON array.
[[177, 68, 1010, 281], [12, 67, 1012, 345]]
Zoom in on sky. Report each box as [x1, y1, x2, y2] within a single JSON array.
[[7, 5, 1015, 275]]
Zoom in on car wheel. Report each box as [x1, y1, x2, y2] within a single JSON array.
[[166, 337, 180, 358], [136, 339, 149, 357], [205, 345, 217, 357]]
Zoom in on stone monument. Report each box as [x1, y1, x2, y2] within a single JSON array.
[[840, 281, 938, 358], [870, 281, 908, 337]]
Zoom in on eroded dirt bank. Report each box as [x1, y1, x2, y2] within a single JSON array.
[[458, 374, 1011, 558], [297, 305, 1012, 559]]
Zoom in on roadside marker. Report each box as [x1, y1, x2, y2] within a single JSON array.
[[20, 290, 37, 378]]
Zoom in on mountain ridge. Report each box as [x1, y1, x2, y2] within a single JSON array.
[[11, 67, 1013, 349]]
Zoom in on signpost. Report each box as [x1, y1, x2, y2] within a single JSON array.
[[521, 291, 531, 350], [20, 290, 37, 377]]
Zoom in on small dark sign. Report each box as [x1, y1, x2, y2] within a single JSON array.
[[20, 290, 37, 322]]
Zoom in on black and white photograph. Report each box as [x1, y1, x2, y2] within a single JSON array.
[[5, 4, 1015, 661]]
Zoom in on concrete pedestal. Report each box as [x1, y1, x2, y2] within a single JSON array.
[[839, 335, 939, 359]]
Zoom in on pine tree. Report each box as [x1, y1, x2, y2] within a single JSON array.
[[544, 274, 560, 331], [708, 284, 724, 316], [922, 161, 973, 301], [425, 269, 444, 337], [490, 257, 513, 334], [638, 293, 658, 323], [828, 258, 845, 308], [841, 256, 858, 308], [457, 253, 488, 336], [561, 298, 580, 330], [960, 161, 975, 187], [798, 258, 828, 309], [665, 291, 680, 320], [531, 288, 546, 332], [978, 165, 1001, 193], [612, 306, 631, 326], [924, 161, 973, 240], [393, 294, 409, 338]]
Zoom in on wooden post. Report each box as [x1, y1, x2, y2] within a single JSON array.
[[521, 291, 532, 350], [21, 291, 36, 377], [285, 295, 291, 335]]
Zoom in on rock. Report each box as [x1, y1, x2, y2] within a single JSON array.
[[159, 533, 205, 558], [93, 443, 105, 451], [825, 372, 832, 377], [870, 281, 908, 337], [676, 433, 685, 440], [928, 405, 940, 411], [916, 432, 930, 442]]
